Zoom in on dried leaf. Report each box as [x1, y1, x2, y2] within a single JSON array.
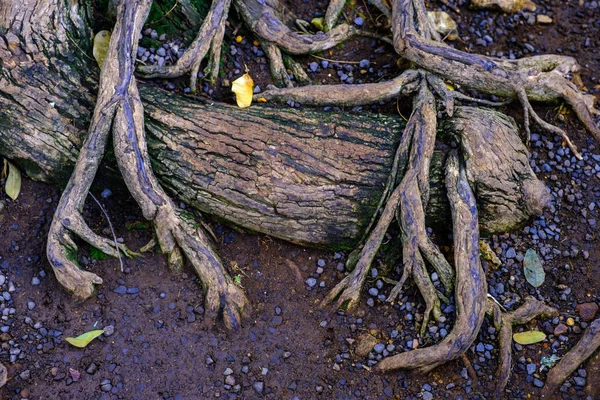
[[93, 30, 111, 69], [513, 330, 546, 345], [523, 249, 545, 288], [5, 160, 21, 200], [1, 159, 7, 180], [231, 73, 254, 108], [65, 329, 105, 348]]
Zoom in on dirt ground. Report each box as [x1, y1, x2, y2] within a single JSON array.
[[0, 0, 599, 399]]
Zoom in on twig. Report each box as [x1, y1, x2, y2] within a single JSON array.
[[88, 192, 124, 272], [309, 54, 376, 65]]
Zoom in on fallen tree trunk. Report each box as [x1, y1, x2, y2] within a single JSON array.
[[1, 82, 547, 248]]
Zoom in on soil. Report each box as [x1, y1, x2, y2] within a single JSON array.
[[1, 1, 599, 399]]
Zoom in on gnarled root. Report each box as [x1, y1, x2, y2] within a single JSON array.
[[385, 83, 454, 337], [375, 150, 487, 374], [257, 69, 421, 105], [320, 76, 422, 311], [137, 0, 232, 89], [46, 0, 149, 300], [390, 0, 600, 154], [322, 82, 453, 334], [233, 0, 362, 88], [49, 0, 249, 329], [116, 56, 249, 330], [487, 296, 558, 399], [543, 318, 600, 397]]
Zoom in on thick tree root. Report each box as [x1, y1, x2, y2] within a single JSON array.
[[385, 83, 454, 337], [48, 0, 249, 329], [137, 0, 232, 89], [322, 82, 454, 334], [116, 41, 250, 330], [113, 80, 250, 328], [375, 150, 487, 374], [487, 297, 558, 399], [234, 0, 357, 56], [543, 318, 600, 396], [46, 0, 149, 299], [256, 69, 421, 105]]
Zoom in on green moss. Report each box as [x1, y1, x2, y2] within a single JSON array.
[[65, 247, 79, 265], [139, 37, 162, 50], [90, 246, 111, 260], [125, 221, 150, 230]]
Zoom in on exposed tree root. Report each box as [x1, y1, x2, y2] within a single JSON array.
[[137, 0, 232, 89], [47, 0, 249, 329], [234, 0, 357, 56], [487, 297, 558, 399], [321, 80, 453, 325], [113, 66, 249, 330], [385, 83, 454, 336], [46, 0, 149, 299], [324, 0, 346, 32], [543, 318, 600, 396], [256, 69, 421, 105], [390, 0, 600, 151], [375, 150, 487, 373]]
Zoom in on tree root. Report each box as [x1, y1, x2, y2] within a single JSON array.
[[487, 296, 558, 399], [48, 0, 249, 329], [385, 83, 454, 337], [375, 150, 487, 373], [46, 0, 149, 300], [324, 0, 346, 32], [256, 69, 421, 105], [322, 82, 453, 335], [543, 318, 600, 396], [234, 0, 357, 56], [112, 75, 249, 328], [137, 0, 232, 89], [390, 0, 600, 150]]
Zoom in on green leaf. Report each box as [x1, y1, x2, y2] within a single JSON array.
[[311, 17, 325, 32], [513, 330, 546, 345], [523, 249, 545, 288], [93, 30, 111, 69], [5, 160, 21, 200], [65, 329, 105, 348]]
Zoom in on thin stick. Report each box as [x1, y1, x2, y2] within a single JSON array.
[[89, 192, 124, 272], [309, 54, 376, 65]]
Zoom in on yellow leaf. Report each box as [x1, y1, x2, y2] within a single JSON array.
[[445, 82, 455, 91], [235, 35, 243, 43], [513, 330, 546, 345], [257, 97, 267, 103], [93, 30, 111, 69], [231, 73, 254, 108], [4, 160, 21, 200], [311, 17, 325, 32], [65, 329, 105, 348]]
